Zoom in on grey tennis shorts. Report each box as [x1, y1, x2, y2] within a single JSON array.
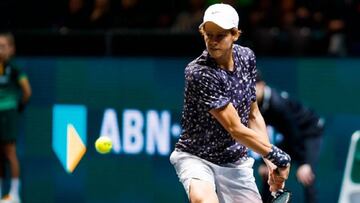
[[170, 149, 262, 203]]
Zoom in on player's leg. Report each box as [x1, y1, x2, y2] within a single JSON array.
[[170, 150, 218, 203], [3, 142, 20, 199], [189, 179, 219, 203], [0, 110, 21, 202], [3, 143, 19, 177], [215, 158, 262, 203], [0, 111, 10, 199]]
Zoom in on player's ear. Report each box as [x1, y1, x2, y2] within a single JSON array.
[[232, 29, 241, 41], [199, 26, 205, 36]]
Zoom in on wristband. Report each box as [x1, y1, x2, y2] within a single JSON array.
[[264, 145, 291, 167]]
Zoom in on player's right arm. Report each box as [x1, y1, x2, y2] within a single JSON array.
[[210, 102, 290, 191], [210, 102, 280, 158]]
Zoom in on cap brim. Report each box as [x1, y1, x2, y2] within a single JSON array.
[[199, 20, 234, 30]]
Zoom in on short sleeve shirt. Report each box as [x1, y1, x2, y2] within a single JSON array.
[[0, 62, 27, 111], [175, 44, 257, 165]]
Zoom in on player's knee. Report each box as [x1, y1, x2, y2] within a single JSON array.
[[190, 193, 217, 203], [189, 179, 218, 203]]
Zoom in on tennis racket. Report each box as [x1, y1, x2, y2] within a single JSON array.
[[271, 189, 291, 203]]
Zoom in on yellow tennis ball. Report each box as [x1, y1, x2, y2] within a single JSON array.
[[95, 136, 112, 154]]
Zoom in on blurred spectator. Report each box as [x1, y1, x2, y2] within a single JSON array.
[[0, 1, 15, 29], [247, 0, 344, 56], [348, 0, 360, 54], [59, 0, 89, 30], [112, 0, 150, 28], [327, 19, 346, 56], [275, 0, 310, 55], [248, 0, 277, 55], [307, 9, 327, 56], [0, 0, 355, 57], [88, 0, 112, 29], [151, 0, 177, 28], [171, 0, 205, 32], [17, 0, 63, 29]]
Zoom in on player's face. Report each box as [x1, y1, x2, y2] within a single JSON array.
[[0, 36, 14, 62], [202, 22, 237, 60]]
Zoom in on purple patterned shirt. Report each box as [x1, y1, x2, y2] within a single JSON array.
[[175, 44, 258, 165]]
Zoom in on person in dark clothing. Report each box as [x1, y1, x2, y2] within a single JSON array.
[[255, 74, 324, 203], [0, 32, 31, 203]]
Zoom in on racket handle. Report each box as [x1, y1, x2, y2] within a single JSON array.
[[271, 189, 284, 197]]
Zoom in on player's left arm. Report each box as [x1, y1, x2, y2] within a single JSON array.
[[18, 75, 31, 108], [248, 102, 290, 191], [248, 101, 269, 146]]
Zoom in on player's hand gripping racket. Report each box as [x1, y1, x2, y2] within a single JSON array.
[[263, 159, 292, 203], [271, 189, 291, 203]]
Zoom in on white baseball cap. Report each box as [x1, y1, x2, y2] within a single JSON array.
[[199, 3, 239, 30]]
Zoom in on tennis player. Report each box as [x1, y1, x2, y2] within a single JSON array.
[[170, 3, 291, 203]]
